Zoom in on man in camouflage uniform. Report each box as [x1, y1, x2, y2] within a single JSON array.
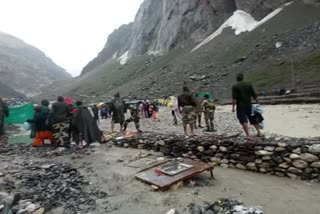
[[202, 94, 216, 132], [178, 86, 196, 136], [0, 97, 9, 136], [123, 103, 142, 133]]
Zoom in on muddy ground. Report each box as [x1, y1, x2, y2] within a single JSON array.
[[1, 104, 320, 214]]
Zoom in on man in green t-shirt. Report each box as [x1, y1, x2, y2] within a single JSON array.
[[232, 73, 261, 137]]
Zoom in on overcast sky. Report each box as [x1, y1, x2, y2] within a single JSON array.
[[0, 0, 144, 76]]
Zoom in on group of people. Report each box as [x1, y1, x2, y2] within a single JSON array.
[[138, 101, 159, 121], [26, 97, 101, 147], [178, 73, 263, 137], [177, 87, 216, 136], [108, 93, 160, 133], [1, 72, 263, 146]]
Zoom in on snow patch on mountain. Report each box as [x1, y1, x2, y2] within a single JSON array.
[[192, 2, 293, 52], [112, 52, 118, 59], [118, 51, 129, 65]]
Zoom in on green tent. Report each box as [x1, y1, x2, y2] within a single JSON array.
[[195, 92, 214, 99], [5, 103, 34, 124]]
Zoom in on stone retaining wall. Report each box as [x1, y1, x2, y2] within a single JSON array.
[[113, 134, 320, 181]]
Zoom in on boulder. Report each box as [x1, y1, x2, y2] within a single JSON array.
[[255, 159, 263, 164], [309, 145, 320, 154], [300, 153, 319, 162], [288, 167, 303, 174], [279, 163, 290, 169], [246, 162, 256, 170], [262, 156, 271, 160], [221, 159, 229, 164], [197, 146, 205, 152], [275, 147, 286, 152], [292, 148, 301, 154], [210, 145, 217, 151], [219, 146, 228, 152], [264, 146, 275, 152], [236, 163, 246, 170], [210, 157, 221, 164], [277, 142, 287, 147], [310, 162, 320, 168], [289, 154, 300, 160], [255, 150, 273, 156], [292, 160, 308, 169]]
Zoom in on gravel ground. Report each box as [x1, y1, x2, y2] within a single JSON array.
[[99, 104, 320, 138]]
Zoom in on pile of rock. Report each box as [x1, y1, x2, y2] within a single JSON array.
[[187, 198, 263, 214], [1, 161, 107, 213], [113, 133, 320, 181]]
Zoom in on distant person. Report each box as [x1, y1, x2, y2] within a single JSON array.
[[123, 103, 142, 133], [194, 94, 203, 128], [110, 92, 126, 132], [171, 109, 178, 126], [139, 102, 145, 119], [71, 101, 102, 147], [26, 100, 53, 147], [202, 94, 216, 132], [49, 96, 71, 147], [143, 101, 150, 118], [92, 104, 99, 123], [100, 106, 107, 119], [150, 103, 159, 122], [178, 86, 196, 136], [232, 73, 261, 137], [0, 97, 9, 136]]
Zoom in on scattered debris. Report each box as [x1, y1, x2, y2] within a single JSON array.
[[187, 198, 263, 214], [0, 161, 108, 213]]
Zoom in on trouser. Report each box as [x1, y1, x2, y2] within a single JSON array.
[[204, 112, 214, 131], [0, 114, 4, 136], [123, 117, 141, 132], [144, 110, 149, 118], [173, 114, 178, 125], [182, 106, 195, 127], [33, 130, 53, 147], [193, 111, 202, 127], [52, 120, 70, 146]]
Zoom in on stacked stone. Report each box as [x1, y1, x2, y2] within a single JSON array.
[[114, 134, 320, 181]]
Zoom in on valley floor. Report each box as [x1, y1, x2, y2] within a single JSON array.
[[1, 104, 320, 214], [100, 104, 320, 139]]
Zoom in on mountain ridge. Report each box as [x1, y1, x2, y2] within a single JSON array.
[[82, 0, 291, 75], [0, 31, 71, 97], [39, 0, 320, 103]]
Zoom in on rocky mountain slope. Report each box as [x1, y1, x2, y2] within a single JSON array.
[[0, 81, 23, 98], [42, 0, 320, 103], [0, 32, 71, 97], [82, 0, 291, 75]]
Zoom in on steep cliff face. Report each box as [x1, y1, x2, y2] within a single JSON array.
[[82, 0, 290, 75], [0, 32, 71, 97]]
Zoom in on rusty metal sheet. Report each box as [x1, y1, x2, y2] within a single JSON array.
[[135, 159, 214, 190]]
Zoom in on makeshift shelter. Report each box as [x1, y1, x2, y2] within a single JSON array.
[[5, 103, 34, 124]]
